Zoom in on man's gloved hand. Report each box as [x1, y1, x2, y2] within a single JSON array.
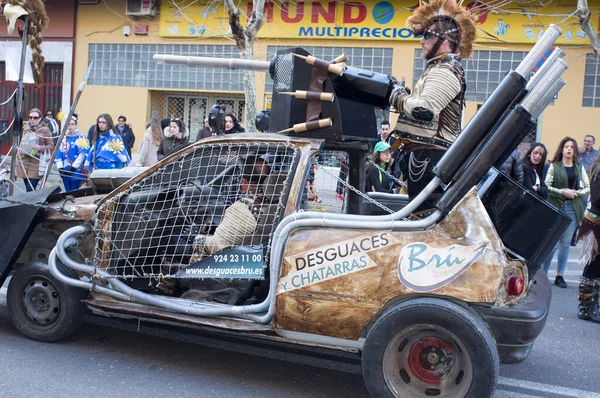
[[389, 82, 409, 112]]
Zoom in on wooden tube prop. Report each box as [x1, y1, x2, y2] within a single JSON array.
[[279, 90, 334, 102], [277, 118, 332, 134], [292, 53, 345, 76], [333, 54, 348, 64]]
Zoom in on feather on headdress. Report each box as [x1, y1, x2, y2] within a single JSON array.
[[407, 0, 477, 59]]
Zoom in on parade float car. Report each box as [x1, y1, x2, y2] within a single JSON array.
[[0, 26, 572, 398]]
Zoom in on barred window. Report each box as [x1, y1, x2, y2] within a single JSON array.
[[88, 44, 244, 91], [412, 49, 528, 102], [583, 53, 600, 108]]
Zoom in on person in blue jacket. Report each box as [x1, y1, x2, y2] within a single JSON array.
[[54, 113, 90, 191], [86, 113, 130, 172]]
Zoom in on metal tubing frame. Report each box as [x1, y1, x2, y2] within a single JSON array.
[[51, 179, 443, 324], [8, 15, 29, 196]]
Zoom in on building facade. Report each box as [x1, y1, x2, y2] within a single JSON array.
[[21, 0, 600, 154]]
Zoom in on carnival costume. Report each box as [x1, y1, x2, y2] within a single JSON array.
[[577, 173, 600, 323], [86, 129, 131, 171], [388, 0, 476, 211], [55, 122, 90, 191]]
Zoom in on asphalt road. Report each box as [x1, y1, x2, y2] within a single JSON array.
[[0, 244, 599, 398]]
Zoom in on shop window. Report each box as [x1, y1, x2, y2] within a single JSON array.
[[583, 53, 600, 108], [413, 49, 528, 102], [88, 44, 244, 91]]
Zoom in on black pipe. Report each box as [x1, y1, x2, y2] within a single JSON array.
[[434, 71, 527, 184], [436, 105, 534, 213]]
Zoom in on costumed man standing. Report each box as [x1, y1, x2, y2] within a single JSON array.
[[388, 0, 476, 213]]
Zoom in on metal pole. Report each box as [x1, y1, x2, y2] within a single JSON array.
[[39, 62, 94, 188], [8, 15, 29, 195], [152, 54, 271, 72]]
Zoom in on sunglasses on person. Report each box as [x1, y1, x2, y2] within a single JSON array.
[[29, 115, 40, 120]]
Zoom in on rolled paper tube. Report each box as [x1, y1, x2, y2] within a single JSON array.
[[278, 118, 333, 134], [333, 54, 348, 64], [292, 53, 345, 76], [279, 91, 334, 102]]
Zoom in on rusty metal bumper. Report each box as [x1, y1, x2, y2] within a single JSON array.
[[472, 268, 552, 364]]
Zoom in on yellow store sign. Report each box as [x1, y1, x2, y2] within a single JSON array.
[[159, 1, 598, 45]]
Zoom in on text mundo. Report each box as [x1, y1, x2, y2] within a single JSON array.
[[294, 232, 389, 271]]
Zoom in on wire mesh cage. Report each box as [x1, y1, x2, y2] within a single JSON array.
[[94, 142, 298, 282], [303, 150, 349, 214]]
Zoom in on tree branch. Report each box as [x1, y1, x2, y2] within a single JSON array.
[[246, 0, 265, 39], [223, 0, 245, 49], [577, 0, 600, 54]]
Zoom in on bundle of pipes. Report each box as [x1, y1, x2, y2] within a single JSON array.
[[435, 24, 568, 213]]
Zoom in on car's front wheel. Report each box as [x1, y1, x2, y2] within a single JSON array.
[[361, 298, 499, 398], [7, 261, 87, 342]]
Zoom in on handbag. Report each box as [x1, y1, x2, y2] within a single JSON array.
[[38, 149, 51, 176]]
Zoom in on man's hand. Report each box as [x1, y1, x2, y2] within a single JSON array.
[[389, 79, 409, 111]]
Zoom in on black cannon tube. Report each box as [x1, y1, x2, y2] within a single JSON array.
[[436, 105, 534, 214], [434, 71, 527, 184]]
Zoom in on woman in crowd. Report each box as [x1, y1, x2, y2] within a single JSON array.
[[224, 113, 245, 135], [577, 155, 600, 322], [16, 108, 53, 191], [157, 118, 189, 160], [365, 141, 396, 193], [54, 114, 89, 191], [498, 148, 524, 183], [86, 113, 130, 172], [543, 137, 589, 288], [136, 117, 162, 167], [522, 143, 548, 199]]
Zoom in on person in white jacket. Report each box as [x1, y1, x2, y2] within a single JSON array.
[[136, 118, 162, 167]]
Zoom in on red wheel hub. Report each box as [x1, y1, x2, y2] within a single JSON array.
[[407, 337, 454, 384]]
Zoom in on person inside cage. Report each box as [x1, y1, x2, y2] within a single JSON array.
[[189, 155, 271, 260], [174, 155, 273, 305]]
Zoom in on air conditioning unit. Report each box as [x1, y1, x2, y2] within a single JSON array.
[[126, 0, 157, 19]]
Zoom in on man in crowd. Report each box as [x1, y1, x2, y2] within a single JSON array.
[[573, 135, 598, 245], [580, 135, 599, 173], [116, 115, 135, 158], [388, 0, 476, 213], [44, 109, 59, 144], [196, 117, 213, 141], [379, 120, 391, 142]]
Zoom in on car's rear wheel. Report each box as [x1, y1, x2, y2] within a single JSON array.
[[362, 298, 499, 398], [7, 261, 87, 342]]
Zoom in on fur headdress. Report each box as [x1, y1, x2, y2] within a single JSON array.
[[407, 0, 477, 59]]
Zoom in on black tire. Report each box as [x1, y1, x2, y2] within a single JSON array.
[[361, 298, 499, 398], [7, 261, 87, 342]]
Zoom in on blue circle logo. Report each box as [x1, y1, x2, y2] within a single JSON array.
[[373, 2, 394, 25]]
